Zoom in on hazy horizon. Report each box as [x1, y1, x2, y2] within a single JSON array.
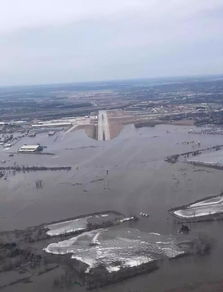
[[1, 73, 223, 90], [1, 0, 223, 86]]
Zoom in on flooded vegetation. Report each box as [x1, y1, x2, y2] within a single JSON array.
[[1, 77, 223, 291], [45, 227, 208, 289], [0, 210, 210, 290], [45, 212, 127, 237], [0, 122, 223, 291]]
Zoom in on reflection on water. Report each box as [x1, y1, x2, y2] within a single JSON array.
[[35, 180, 43, 189]]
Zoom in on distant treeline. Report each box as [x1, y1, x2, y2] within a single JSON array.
[[0, 166, 71, 171]]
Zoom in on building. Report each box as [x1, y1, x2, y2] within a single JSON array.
[[18, 144, 43, 153], [32, 121, 72, 128]]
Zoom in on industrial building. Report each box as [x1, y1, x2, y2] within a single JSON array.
[[18, 144, 43, 153], [32, 121, 72, 128]]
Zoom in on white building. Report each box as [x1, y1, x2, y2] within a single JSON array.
[[18, 144, 42, 153]]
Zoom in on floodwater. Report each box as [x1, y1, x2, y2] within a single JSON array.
[[1, 124, 223, 291], [188, 149, 223, 165]]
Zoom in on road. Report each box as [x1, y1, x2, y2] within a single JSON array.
[[65, 124, 78, 135], [97, 110, 111, 141]]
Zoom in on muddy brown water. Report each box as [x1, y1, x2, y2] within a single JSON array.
[[1, 124, 223, 291]]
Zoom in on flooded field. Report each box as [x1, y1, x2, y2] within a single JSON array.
[[188, 149, 223, 166], [170, 194, 223, 221], [1, 124, 223, 291], [45, 212, 125, 236], [44, 226, 201, 288]]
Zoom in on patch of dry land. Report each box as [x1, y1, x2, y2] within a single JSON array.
[[170, 193, 223, 222]]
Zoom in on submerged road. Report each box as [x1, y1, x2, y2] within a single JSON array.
[[98, 110, 111, 141]]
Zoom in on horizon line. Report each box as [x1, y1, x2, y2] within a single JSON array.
[[1, 72, 223, 89]]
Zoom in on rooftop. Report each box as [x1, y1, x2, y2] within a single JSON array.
[[18, 144, 42, 152]]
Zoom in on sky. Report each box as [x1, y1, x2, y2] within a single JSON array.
[[0, 0, 223, 86]]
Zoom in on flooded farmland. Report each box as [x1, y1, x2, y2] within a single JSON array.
[[1, 124, 223, 291]]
